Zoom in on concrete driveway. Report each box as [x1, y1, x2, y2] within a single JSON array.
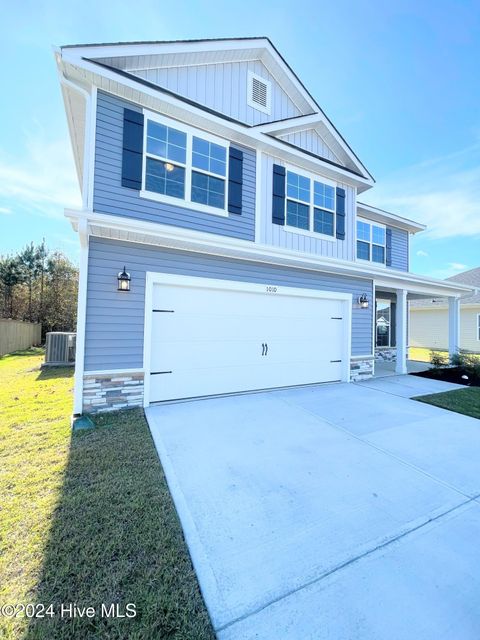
[[146, 375, 480, 639]]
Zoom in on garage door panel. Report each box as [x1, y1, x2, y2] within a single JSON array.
[[150, 360, 343, 402], [149, 279, 349, 403]]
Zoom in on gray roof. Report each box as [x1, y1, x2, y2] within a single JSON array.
[[410, 267, 480, 308]]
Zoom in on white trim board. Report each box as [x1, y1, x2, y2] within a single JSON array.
[[66, 209, 475, 298], [142, 271, 352, 407]]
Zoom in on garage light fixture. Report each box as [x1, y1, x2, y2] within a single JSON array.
[[117, 266, 131, 292], [358, 293, 369, 309]]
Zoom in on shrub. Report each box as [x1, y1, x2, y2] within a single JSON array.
[[430, 350, 448, 368], [449, 350, 480, 380]]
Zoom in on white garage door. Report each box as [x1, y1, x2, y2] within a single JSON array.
[[147, 275, 350, 403]]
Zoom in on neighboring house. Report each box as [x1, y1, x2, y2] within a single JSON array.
[[55, 38, 473, 414], [410, 267, 480, 353]]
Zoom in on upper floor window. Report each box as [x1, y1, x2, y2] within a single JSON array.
[[286, 170, 336, 238], [143, 114, 229, 215], [356, 219, 386, 264]]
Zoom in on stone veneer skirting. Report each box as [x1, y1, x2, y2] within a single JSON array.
[[375, 347, 397, 362], [83, 371, 144, 413], [350, 357, 374, 381]]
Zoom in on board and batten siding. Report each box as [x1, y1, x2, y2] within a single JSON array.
[[130, 60, 302, 126], [84, 237, 373, 371], [278, 130, 340, 163], [410, 307, 480, 352], [259, 153, 356, 261], [389, 227, 409, 271], [94, 91, 256, 241]]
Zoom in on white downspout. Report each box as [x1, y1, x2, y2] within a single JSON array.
[[56, 53, 97, 414], [73, 219, 89, 415]]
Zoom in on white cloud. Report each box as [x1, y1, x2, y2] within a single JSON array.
[[0, 206, 12, 214], [448, 262, 468, 271], [362, 143, 480, 239], [416, 250, 429, 257], [0, 126, 81, 221]]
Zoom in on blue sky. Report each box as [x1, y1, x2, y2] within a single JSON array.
[[1, 0, 479, 278]]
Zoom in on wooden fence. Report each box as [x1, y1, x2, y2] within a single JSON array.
[[0, 319, 42, 357]]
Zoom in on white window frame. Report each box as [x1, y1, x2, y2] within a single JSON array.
[[477, 313, 480, 341], [375, 299, 392, 348], [356, 217, 386, 266], [247, 71, 271, 115], [140, 109, 230, 218], [284, 165, 337, 241]]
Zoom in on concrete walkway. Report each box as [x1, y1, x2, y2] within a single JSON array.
[[146, 375, 480, 639]]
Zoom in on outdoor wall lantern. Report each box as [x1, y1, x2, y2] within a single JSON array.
[[358, 293, 369, 309], [117, 266, 131, 292]]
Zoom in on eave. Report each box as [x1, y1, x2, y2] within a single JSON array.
[[357, 202, 426, 234], [65, 209, 474, 299]]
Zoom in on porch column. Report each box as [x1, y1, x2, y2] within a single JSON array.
[[395, 289, 408, 374], [448, 296, 461, 358]]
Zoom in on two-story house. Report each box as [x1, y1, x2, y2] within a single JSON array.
[[55, 37, 473, 415]]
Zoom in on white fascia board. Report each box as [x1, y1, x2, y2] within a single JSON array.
[[60, 38, 272, 64], [65, 208, 475, 298], [357, 202, 426, 234], [59, 55, 374, 191]]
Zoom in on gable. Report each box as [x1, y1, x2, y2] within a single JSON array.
[[278, 129, 340, 164], [94, 58, 304, 126]]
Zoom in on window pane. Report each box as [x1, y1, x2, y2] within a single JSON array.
[[357, 240, 370, 260], [286, 200, 309, 230], [192, 137, 209, 155], [192, 152, 209, 171], [168, 144, 187, 164], [146, 138, 167, 158], [191, 171, 225, 209], [357, 221, 370, 241], [313, 208, 334, 236], [286, 171, 310, 203], [314, 182, 335, 211], [168, 128, 186, 147], [147, 121, 186, 164], [372, 225, 386, 245], [192, 137, 227, 177], [147, 121, 167, 141], [145, 158, 185, 199], [372, 244, 385, 263]]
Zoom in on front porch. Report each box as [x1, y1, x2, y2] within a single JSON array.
[[373, 282, 464, 377], [374, 359, 432, 378]]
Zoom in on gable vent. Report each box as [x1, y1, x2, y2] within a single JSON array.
[[247, 71, 271, 115]]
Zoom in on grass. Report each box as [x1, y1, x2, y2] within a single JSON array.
[[416, 387, 480, 420], [0, 349, 215, 640]]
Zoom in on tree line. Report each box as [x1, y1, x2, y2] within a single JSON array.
[[0, 241, 78, 339]]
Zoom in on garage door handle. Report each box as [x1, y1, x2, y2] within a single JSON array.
[[265, 343, 268, 355]]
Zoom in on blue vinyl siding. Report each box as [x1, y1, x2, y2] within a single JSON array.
[[93, 91, 256, 241], [389, 227, 409, 271], [84, 238, 373, 371]]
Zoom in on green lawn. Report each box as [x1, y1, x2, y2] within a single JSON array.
[[416, 387, 480, 420], [0, 349, 214, 640]]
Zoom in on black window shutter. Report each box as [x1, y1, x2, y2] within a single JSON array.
[[336, 187, 346, 240], [122, 108, 144, 190], [272, 164, 286, 225], [386, 228, 392, 266], [228, 147, 243, 215]]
